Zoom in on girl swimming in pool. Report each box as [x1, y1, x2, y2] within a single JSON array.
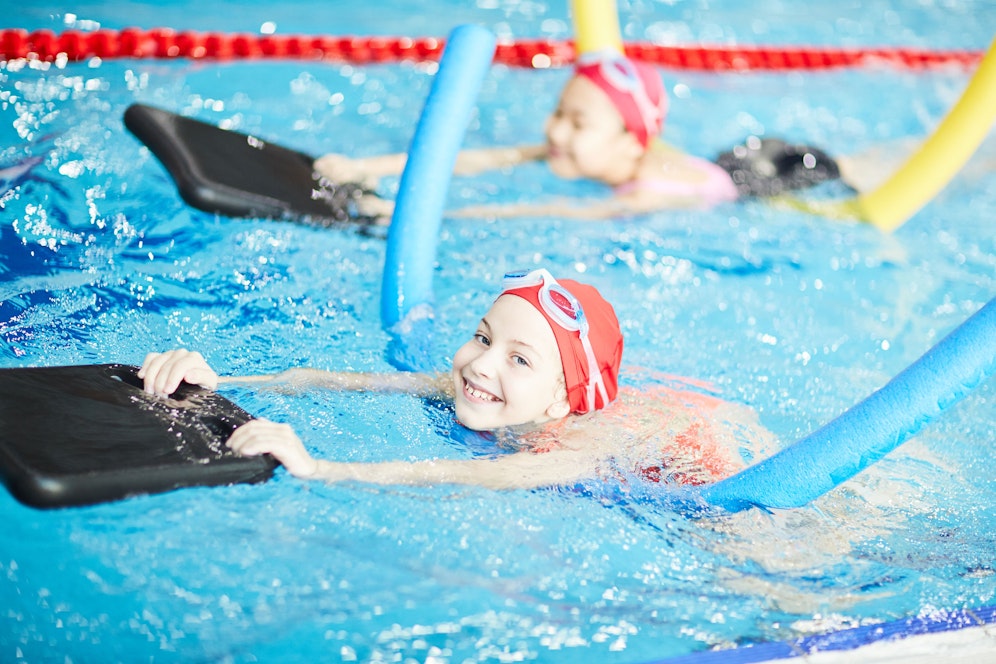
[[319, 50, 881, 221], [140, 268, 773, 489]]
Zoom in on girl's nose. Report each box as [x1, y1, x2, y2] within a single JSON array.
[[545, 115, 569, 144], [467, 347, 498, 378]]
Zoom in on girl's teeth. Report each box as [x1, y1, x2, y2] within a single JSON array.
[[467, 383, 498, 402]]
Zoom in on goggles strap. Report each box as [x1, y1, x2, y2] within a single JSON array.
[[579, 333, 609, 411]]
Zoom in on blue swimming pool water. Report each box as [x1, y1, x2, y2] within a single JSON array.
[[2, 1, 995, 662]]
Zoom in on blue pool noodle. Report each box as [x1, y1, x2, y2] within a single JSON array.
[[700, 297, 996, 512], [381, 25, 497, 357]]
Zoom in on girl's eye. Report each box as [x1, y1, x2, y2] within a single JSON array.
[[512, 355, 530, 367], [474, 332, 490, 346]]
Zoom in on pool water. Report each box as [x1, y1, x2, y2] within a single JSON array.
[[2, 1, 995, 662]]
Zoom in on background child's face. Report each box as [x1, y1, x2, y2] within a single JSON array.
[[544, 76, 644, 185], [450, 295, 569, 431]]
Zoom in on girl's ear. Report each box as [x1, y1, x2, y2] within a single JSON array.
[[546, 384, 571, 420], [546, 399, 571, 420]]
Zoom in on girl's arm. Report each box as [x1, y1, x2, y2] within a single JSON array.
[[220, 367, 450, 397], [139, 349, 449, 398], [324, 451, 597, 490], [228, 419, 599, 490]]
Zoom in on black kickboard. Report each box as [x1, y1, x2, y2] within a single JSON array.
[[123, 103, 372, 225], [0, 364, 278, 508]]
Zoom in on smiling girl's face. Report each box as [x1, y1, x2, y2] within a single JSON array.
[[450, 295, 570, 431]]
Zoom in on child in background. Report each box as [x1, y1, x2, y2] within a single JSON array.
[[139, 268, 772, 489], [320, 50, 864, 221]]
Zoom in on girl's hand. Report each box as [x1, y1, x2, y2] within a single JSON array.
[[138, 349, 218, 397], [226, 419, 319, 478]]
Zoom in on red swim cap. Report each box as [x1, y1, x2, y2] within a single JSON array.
[[501, 274, 623, 415], [575, 51, 668, 148]]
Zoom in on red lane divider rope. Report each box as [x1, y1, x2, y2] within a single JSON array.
[[0, 28, 983, 71]]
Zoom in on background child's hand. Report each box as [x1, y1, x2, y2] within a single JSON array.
[[226, 419, 319, 478], [314, 153, 379, 190], [354, 193, 395, 222], [138, 349, 219, 396]]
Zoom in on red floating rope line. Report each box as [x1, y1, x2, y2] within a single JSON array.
[[0, 27, 983, 71]]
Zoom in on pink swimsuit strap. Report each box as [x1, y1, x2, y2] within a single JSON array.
[[615, 154, 739, 208]]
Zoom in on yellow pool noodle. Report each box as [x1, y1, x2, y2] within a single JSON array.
[[780, 37, 996, 231], [856, 37, 996, 232], [571, 0, 624, 56]]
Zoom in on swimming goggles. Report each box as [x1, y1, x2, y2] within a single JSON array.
[[577, 49, 664, 145], [501, 268, 609, 412]]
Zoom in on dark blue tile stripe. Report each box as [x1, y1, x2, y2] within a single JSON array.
[[644, 605, 996, 664]]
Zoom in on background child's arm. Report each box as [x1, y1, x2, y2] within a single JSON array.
[[452, 144, 546, 176], [314, 145, 545, 188], [447, 193, 701, 221], [313, 152, 408, 188], [835, 137, 922, 193]]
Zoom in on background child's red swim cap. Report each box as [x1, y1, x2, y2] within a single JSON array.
[[575, 52, 668, 148]]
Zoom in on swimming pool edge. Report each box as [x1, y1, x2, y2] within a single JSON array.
[[643, 604, 996, 663]]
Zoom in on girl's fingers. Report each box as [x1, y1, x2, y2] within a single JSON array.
[[138, 349, 216, 396], [139, 351, 172, 393], [226, 420, 318, 478]]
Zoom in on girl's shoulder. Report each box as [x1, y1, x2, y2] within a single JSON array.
[[552, 378, 777, 484]]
